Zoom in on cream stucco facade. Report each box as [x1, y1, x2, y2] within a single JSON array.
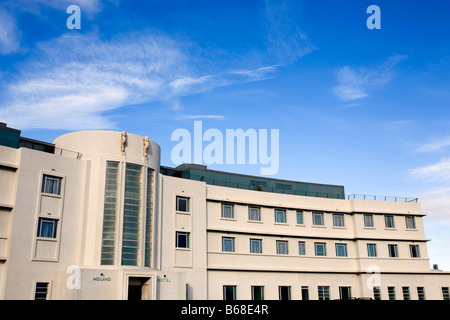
[[0, 126, 449, 300]]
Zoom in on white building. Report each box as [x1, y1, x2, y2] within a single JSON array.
[[0, 123, 449, 300]]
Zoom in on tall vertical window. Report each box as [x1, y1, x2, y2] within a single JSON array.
[[339, 287, 352, 300], [388, 287, 396, 300], [314, 242, 326, 256], [388, 244, 398, 257], [42, 175, 62, 195], [250, 239, 262, 254], [402, 287, 410, 300], [276, 240, 288, 255], [335, 243, 347, 257], [101, 161, 119, 265], [222, 237, 235, 252], [367, 243, 377, 257], [312, 212, 324, 226], [251, 286, 264, 300], [121, 163, 142, 266], [278, 286, 291, 300], [318, 286, 330, 300], [417, 287, 425, 300], [37, 218, 58, 238], [410, 245, 420, 258], [405, 216, 416, 229], [301, 286, 309, 300], [176, 232, 190, 248], [176, 196, 189, 212], [34, 282, 49, 300], [296, 211, 304, 225], [248, 207, 261, 221], [274, 209, 286, 224], [144, 168, 154, 267], [223, 285, 236, 300], [442, 287, 450, 300], [333, 214, 344, 227], [364, 214, 374, 228], [373, 287, 381, 300], [298, 241, 306, 255], [221, 203, 234, 219], [385, 215, 395, 228]]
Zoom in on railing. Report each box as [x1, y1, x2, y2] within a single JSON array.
[[54, 147, 83, 159], [346, 194, 418, 203]]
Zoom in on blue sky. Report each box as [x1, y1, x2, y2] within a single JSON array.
[[1, 0, 450, 269]]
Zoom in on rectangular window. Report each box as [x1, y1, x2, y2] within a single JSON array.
[[223, 285, 236, 300], [221, 203, 234, 219], [101, 161, 119, 265], [250, 239, 262, 254], [144, 168, 154, 268], [364, 214, 374, 228], [222, 237, 235, 252], [298, 241, 306, 255], [296, 211, 304, 225], [335, 243, 347, 257], [367, 243, 377, 257], [385, 215, 395, 228], [339, 287, 352, 300], [34, 282, 49, 300], [41, 175, 62, 195], [318, 286, 330, 300], [176, 232, 190, 248], [373, 287, 381, 300], [405, 216, 416, 229], [121, 163, 142, 266], [37, 218, 58, 238], [417, 287, 425, 300], [410, 245, 420, 258], [402, 287, 410, 300], [176, 196, 189, 212], [442, 287, 450, 300], [388, 244, 398, 257], [301, 286, 309, 300], [312, 212, 324, 226], [333, 214, 344, 227], [251, 286, 264, 300], [315, 242, 326, 256], [278, 286, 291, 300], [248, 207, 261, 221], [276, 240, 288, 255], [388, 287, 396, 300], [274, 209, 286, 224]]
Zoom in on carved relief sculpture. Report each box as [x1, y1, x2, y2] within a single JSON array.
[[121, 131, 127, 152]]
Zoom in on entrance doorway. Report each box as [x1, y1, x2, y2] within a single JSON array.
[[127, 277, 152, 300], [339, 286, 352, 300]]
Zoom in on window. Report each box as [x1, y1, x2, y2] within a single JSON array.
[[251, 286, 264, 300], [296, 211, 304, 225], [221, 203, 234, 219], [388, 287, 396, 300], [335, 243, 347, 257], [222, 237, 235, 252], [364, 214, 374, 228], [298, 241, 306, 255], [318, 286, 330, 300], [176, 232, 190, 248], [278, 286, 291, 300], [176, 196, 189, 212], [312, 212, 324, 226], [223, 285, 236, 300], [405, 216, 416, 229], [34, 282, 49, 300], [315, 242, 326, 256], [250, 239, 262, 254], [274, 209, 286, 224], [248, 207, 261, 221], [276, 240, 288, 255], [333, 214, 344, 227], [42, 175, 62, 195], [339, 287, 352, 300], [301, 286, 309, 300], [417, 287, 425, 300], [144, 168, 154, 268], [373, 287, 381, 300], [385, 215, 395, 228], [442, 287, 450, 300], [37, 218, 58, 238], [402, 287, 410, 300], [367, 243, 377, 257], [410, 245, 420, 258], [388, 244, 398, 257]]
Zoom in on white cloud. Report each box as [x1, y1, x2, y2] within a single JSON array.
[[332, 54, 407, 101], [0, 8, 21, 55], [419, 187, 450, 225], [409, 158, 450, 182], [183, 115, 225, 120], [414, 137, 450, 153]]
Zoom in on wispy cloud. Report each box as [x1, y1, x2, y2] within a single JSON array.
[[414, 137, 450, 153], [418, 187, 450, 225], [182, 115, 225, 120], [332, 54, 407, 101], [0, 8, 21, 55], [409, 158, 450, 182]]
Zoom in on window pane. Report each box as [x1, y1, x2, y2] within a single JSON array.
[[388, 287, 396, 300], [313, 212, 324, 226], [367, 244, 377, 257], [222, 204, 234, 219], [275, 209, 286, 223], [442, 287, 449, 300], [34, 282, 49, 300], [402, 287, 410, 300], [364, 214, 373, 228], [279, 286, 291, 300], [176, 196, 189, 212], [388, 244, 398, 257], [37, 218, 57, 238], [296, 211, 304, 224], [410, 245, 420, 258], [417, 287, 425, 300], [144, 168, 154, 267], [301, 286, 309, 300], [42, 175, 62, 195], [250, 239, 262, 253], [223, 286, 236, 300], [252, 286, 264, 300], [176, 232, 190, 248], [406, 216, 416, 229], [385, 215, 395, 228], [336, 243, 347, 257], [318, 286, 330, 300], [298, 241, 305, 255], [249, 207, 261, 221], [315, 242, 326, 256], [333, 214, 344, 227], [222, 237, 235, 252], [276, 240, 288, 254], [373, 287, 381, 300]]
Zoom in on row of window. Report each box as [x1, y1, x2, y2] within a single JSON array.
[[176, 197, 418, 230], [222, 284, 450, 300]]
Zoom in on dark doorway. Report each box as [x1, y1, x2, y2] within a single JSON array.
[[127, 277, 152, 300], [128, 284, 142, 300]]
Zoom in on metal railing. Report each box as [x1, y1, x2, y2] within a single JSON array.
[[346, 194, 418, 203]]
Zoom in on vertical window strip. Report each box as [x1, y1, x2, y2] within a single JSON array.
[[101, 161, 119, 265], [144, 168, 154, 267]]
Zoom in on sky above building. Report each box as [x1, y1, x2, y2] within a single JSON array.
[[1, 0, 450, 269]]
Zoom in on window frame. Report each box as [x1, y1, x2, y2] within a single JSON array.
[[385, 215, 395, 229], [332, 214, 344, 227], [250, 238, 262, 254], [298, 241, 306, 256], [36, 218, 58, 239], [409, 244, 420, 258], [175, 231, 190, 249], [41, 174, 62, 196], [405, 216, 416, 229], [176, 196, 190, 213], [221, 203, 234, 219], [223, 285, 237, 300], [248, 206, 261, 222], [312, 212, 324, 226], [364, 214, 374, 228], [274, 209, 287, 224], [296, 211, 304, 225], [314, 242, 327, 256], [367, 243, 377, 257], [278, 286, 291, 300], [388, 244, 398, 257], [318, 286, 330, 300], [335, 243, 348, 257], [276, 240, 289, 255], [222, 237, 235, 252], [251, 286, 264, 300]]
